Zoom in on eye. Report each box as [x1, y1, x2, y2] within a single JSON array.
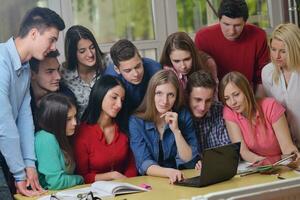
[[233, 92, 239, 97], [78, 49, 86, 54], [155, 91, 162, 96], [90, 45, 95, 50], [168, 93, 175, 98]]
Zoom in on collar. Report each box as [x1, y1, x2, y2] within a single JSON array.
[[7, 37, 26, 72], [145, 120, 170, 131]]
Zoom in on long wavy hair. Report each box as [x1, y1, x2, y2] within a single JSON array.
[[37, 93, 76, 169], [135, 69, 184, 122], [219, 71, 266, 127], [64, 25, 105, 76], [160, 32, 208, 76]]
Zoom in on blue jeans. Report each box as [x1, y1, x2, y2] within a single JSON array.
[[0, 153, 13, 200]]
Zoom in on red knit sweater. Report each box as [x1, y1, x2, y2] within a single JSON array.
[[74, 122, 137, 183], [195, 23, 270, 86]]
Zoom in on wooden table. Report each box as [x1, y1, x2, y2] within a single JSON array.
[[14, 169, 300, 200]]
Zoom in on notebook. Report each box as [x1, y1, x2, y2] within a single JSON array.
[[175, 142, 241, 187]]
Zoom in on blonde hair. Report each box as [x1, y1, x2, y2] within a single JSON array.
[[219, 72, 265, 127], [135, 69, 184, 121], [270, 23, 300, 83]]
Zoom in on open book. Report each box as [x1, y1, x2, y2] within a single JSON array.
[[237, 153, 296, 176], [38, 181, 148, 200]]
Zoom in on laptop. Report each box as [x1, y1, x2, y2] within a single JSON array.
[[175, 142, 241, 187]]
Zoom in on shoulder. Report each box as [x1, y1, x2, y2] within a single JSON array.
[[35, 130, 58, 146], [129, 115, 145, 124], [196, 24, 219, 36], [245, 24, 267, 41], [177, 107, 193, 121], [262, 62, 275, 76], [103, 63, 120, 77], [260, 97, 284, 110], [60, 67, 77, 81], [142, 58, 161, 73], [223, 106, 239, 121], [210, 102, 224, 115]]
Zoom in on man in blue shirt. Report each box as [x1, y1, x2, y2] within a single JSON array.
[[186, 70, 231, 153], [104, 39, 161, 130], [0, 7, 65, 197]]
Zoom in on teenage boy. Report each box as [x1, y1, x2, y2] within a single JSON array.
[[187, 70, 230, 152], [195, 0, 269, 94], [104, 39, 161, 130], [0, 7, 65, 197]]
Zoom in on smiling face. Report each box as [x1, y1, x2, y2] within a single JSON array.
[[114, 53, 144, 85], [101, 85, 125, 118], [154, 83, 177, 115], [32, 27, 59, 60], [223, 82, 247, 114], [270, 39, 287, 69], [76, 38, 96, 68], [31, 57, 61, 93], [169, 49, 193, 75], [220, 16, 245, 41], [189, 87, 214, 118], [65, 106, 77, 136]]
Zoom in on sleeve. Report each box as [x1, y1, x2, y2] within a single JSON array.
[[123, 150, 138, 177], [73, 126, 96, 183], [17, 78, 36, 168], [262, 98, 285, 124], [0, 59, 26, 181], [176, 109, 199, 168], [261, 63, 274, 97], [35, 132, 83, 190], [254, 31, 270, 85], [128, 116, 157, 175], [223, 106, 238, 123]]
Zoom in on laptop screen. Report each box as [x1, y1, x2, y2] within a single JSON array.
[[199, 142, 241, 185]]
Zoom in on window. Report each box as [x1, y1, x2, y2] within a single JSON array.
[[176, 0, 270, 34], [0, 0, 47, 42], [71, 0, 155, 43]]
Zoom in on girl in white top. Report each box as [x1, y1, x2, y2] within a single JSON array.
[[262, 23, 300, 149]]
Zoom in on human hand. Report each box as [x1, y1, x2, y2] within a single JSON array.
[[110, 171, 127, 180], [165, 168, 184, 184], [15, 180, 40, 197], [195, 160, 202, 171], [160, 112, 179, 133], [251, 155, 281, 167], [26, 167, 45, 194]]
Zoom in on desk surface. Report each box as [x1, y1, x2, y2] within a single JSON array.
[[14, 169, 300, 200]]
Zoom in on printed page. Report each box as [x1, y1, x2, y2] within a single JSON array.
[[92, 181, 148, 195]]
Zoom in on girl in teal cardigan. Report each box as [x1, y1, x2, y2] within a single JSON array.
[[35, 93, 83, 190]]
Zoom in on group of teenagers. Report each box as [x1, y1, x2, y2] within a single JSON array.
[[1, 0, 300, 198]]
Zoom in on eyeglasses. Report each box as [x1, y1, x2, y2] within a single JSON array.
[[50, 191, 101, 200], [77, 191, 102, 200]]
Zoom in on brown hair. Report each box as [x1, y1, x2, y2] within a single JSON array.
[[135, 69, 184, 121], [160, 32, 208, 76], [219, 71, 265, 127]]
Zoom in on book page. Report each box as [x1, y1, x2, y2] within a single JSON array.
[[92, 181, 148, 195], [55, 186, 113, 198]]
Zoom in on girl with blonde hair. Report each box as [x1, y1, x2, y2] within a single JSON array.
[[262, 23, 300, 149]]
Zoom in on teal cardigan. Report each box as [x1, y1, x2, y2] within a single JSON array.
[[35, 130, 83, 190]]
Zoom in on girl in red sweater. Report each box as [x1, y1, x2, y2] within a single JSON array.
[[74, 75, 137, 183]]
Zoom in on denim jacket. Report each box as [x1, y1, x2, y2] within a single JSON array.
[[129, 108, 199, 175]]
